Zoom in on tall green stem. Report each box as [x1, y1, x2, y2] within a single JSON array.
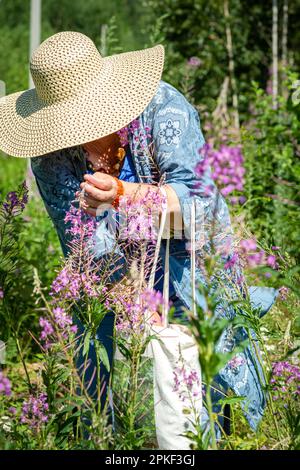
[[205, 381, 217, 450], [14, 333, 32, 391]]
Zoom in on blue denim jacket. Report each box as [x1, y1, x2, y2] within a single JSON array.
[[31, 80, 278, 430]]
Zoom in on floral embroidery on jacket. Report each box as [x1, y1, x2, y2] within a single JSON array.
[[158, 118, 182, 146]]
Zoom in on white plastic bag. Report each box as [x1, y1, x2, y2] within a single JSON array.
[[150, 321, 202, 450]]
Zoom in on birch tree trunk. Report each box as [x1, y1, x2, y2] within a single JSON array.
[[282, 0, 288, 67], [100, 24, 108, 57], [29, 0, 41, 88], [281, 0, 289, 98], [272, 0, 278, 110], [28, 0, 42, 194], [223, 0, 240, 136]]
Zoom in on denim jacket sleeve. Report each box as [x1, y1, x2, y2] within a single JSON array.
[[151, 90, 219, 241], [31, 148, 85, 256], [31, 147, 123, 261]]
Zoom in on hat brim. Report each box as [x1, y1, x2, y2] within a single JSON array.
[[0, 44, 164, 158]]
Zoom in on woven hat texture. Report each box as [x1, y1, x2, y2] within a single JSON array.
[[0, 31, 165, 158]]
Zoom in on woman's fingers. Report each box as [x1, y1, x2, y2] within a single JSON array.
[[80, 182, 113, 202], [83, 172, 113, 191], [81, 195, 107, 209]]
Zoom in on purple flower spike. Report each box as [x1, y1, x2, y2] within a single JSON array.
[[20, 393, 49, 430], [187, 56, 202, 68], [0, 371, 12, 396]]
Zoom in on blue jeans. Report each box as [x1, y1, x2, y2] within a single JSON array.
[[73, 311, 115, 424]]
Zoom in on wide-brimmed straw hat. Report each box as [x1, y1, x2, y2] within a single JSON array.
[[0, 31, 164, 158]]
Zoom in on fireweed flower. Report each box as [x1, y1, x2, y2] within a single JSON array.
[[0, 287, 3, 299], [64, 204, 96, 239], [119, 187, 167, 243], [187, 56, 202, 68], [39, 317, 55, 349], [0, 371, 11, 396], [116, 126, 129, 147], [227, 354, 245, 371], [173, 364, 202, 403], [53, 307, 74, 329], [115, 288, 165, 332], [114, 295, 141, 333], [278, 286, 289, 301], [119, 118, 152, 152], [39, 306, 78, 349], [224, 252, 239, 270], [50, 267, 80, 300], [197, 143, 246, 203], [50, 266, 101, 301], [271, 362, 300, 401], [238, 238, 278, 270], [20, 393, 49, 430], [116, 118, 148, 148], [2, 181, 28, 215], [140, 288, 164, 314]]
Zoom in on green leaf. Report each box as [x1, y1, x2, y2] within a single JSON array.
[[218, 396, 246, 406], [96, 341, 110, 373], [83, 329, 92, 357], [115, 340, 132, 361]]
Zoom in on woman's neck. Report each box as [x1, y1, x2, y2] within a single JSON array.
[[82, 133, 126, 176]]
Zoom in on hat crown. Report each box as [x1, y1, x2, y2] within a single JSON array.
[[30, 31, 103, 103]]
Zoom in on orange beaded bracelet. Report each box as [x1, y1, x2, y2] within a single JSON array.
[[112, 177, 125, 210]]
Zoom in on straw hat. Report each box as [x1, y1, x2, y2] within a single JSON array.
[[0, 31, 165, 158]]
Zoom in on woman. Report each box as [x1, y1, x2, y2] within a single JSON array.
[[0, 31, 277, 434]]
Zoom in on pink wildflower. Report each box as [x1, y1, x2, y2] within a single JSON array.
[[0, 371, 11, 396], [20, 393, 49, 430]]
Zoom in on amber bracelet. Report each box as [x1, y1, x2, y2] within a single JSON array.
[[112, 177, 125, 210]]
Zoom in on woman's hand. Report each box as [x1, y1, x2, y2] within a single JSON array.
[[78, 172, 117, 216], [78, 173, 183, 235]]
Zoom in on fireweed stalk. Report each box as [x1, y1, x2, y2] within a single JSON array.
[[186, 142, 273, 448], [28, 119, 164, 446], [33, 268, 114, 447], [194, 140, 291, 447], [188, 149, 239, 447], [222, 260, 284, 442], [0, 182, 33, 391], [186, 257, 244, 449], [108, 187, 167, 448], [111, 286, 165, 448], [172, 354, 203, 449], [211, 223, 286, 446], [215, 275, 284, 447], [210, 229, 284, 444], [29, 200, 123, 443], [104, 122, 170, 447], [43, 207, 115, 426]]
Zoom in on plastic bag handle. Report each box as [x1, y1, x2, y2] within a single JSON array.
[[147, 188, 196, 326]]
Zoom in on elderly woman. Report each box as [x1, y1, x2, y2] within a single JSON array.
[[0, 32, 277, 435]]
